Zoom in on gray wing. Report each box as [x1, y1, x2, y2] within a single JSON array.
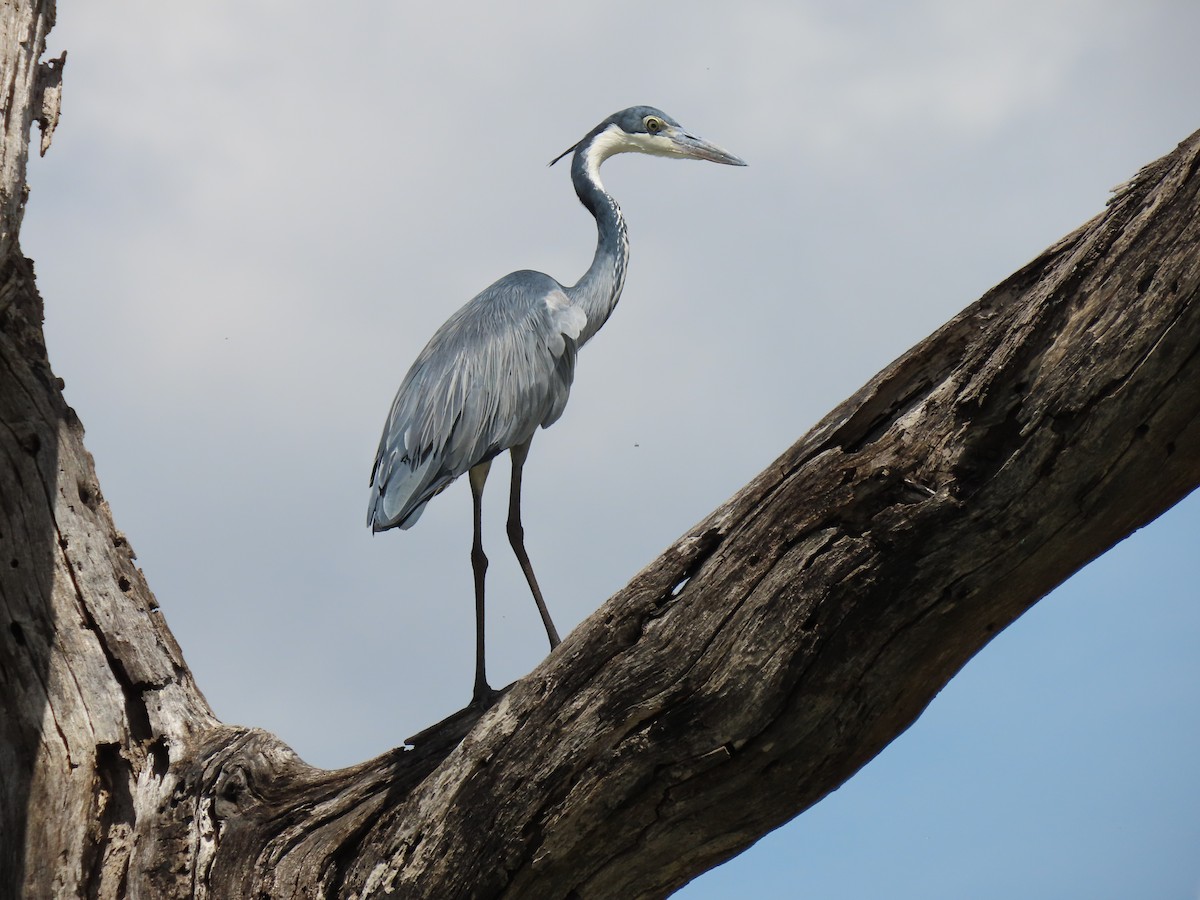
[[368, 270, 587, 531]]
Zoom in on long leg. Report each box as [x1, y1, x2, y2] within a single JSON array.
[[469, 461, 493, 705], [507, 439, 561, 649]]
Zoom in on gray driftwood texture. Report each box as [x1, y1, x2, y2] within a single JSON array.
[[3, 2, 1199, 897]]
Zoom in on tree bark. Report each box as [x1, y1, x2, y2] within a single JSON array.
[[3, 5, 1200, 898]]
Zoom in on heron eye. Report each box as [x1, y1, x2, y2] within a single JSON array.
[[645, 117, 662, 134]]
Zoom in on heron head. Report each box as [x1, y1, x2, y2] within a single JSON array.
[[550, 106, 746, 170]]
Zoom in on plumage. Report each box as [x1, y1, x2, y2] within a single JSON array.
[[367, 106, 744, 705], [368, 272, 583, 531]]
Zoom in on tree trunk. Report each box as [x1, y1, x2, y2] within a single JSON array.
[[3, 5, 1199, 898]]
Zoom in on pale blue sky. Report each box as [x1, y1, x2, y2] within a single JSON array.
[[22, 1, 1200, 896]]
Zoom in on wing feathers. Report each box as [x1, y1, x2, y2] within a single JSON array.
[[368, 273, 586, 531]]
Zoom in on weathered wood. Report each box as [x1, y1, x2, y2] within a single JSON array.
[[2, 1, 1199, 896], [1, 4, 215, 896]]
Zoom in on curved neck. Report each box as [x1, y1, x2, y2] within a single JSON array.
[[566, 140, 629, 348]]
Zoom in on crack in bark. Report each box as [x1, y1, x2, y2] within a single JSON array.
[[52, 513, 156, 748]]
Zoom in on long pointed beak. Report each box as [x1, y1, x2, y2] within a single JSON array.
[[671, 131, 747, 166]]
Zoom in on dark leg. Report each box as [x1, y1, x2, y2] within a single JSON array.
[[468, 461, 494, 705], [507, 440, 561, 649]]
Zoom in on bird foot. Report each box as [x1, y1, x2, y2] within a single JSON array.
[[404, 682, 513, 750], [470, 683, 500, 709]]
